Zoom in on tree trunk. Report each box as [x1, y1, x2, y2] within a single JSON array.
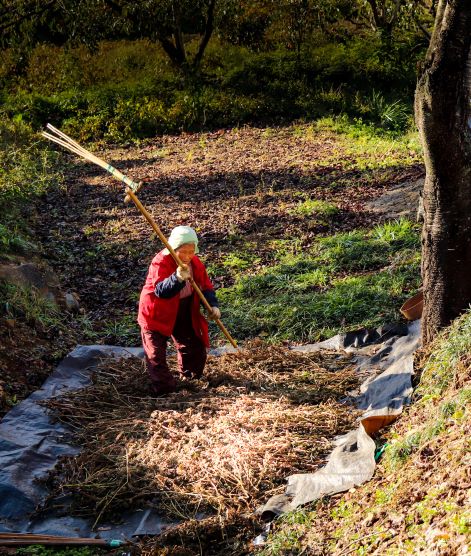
[[159, 36, 187, 67], [192, 0, 215, 69], [172, 2, 188, 68], [415, 0, 471, 344], [365, 0, 403, 42]]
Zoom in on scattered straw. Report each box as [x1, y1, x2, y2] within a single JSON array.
[[42, 342, 360, 526]]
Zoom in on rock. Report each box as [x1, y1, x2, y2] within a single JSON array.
[[0, 263, 60, 292], [365, 178, 424, 221], [0, 263, 59, 290], [0, 262, 63, 308], [64, 292, 80, 313]]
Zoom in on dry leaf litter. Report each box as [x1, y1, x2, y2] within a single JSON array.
[[42, 343, 360, 531]]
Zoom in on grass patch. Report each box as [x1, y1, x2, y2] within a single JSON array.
[[221, 249, 262, 274], [218, 219, 421, 343], [0, 282, 62, 329], [384, 390, 469, 467], [0, 119, 62, 258], [258, 509, 316, 555], [291, 198, 339, 218], [100, 313, 140, 346], [311, 115, 422, 170]]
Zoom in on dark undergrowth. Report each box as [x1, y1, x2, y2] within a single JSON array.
[[1, 35, 419, 144]]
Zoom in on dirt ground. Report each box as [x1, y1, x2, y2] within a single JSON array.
[[0, 308, 79, 416], [0, 124, 423, 415]]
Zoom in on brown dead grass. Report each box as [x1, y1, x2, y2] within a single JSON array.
[[42, 343, 360, 550]]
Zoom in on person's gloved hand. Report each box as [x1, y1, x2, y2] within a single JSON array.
[[209, 307, 221, 320], [176, 265, 191, 282]]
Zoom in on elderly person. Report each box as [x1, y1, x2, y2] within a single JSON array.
[[138, 226, 220, 395]]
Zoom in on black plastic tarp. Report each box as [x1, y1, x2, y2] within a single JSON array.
[[0, 345, 172, 540], [0, 321, 421, 535], [257, 320, 420, 518]]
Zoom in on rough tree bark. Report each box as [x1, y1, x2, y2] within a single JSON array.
[[415, 0, 471, 344]]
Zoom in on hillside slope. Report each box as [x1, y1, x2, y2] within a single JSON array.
[[261, 313, 471, 555]]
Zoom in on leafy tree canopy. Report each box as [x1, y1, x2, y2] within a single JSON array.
[[0, 0, 435, 73]]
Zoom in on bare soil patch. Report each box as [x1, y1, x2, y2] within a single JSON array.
[[0, 314, 77, 418], [32, 125, 423, 343]]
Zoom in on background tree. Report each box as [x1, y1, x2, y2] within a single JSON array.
[[273, 0, 316, 59], [102, 0, 219, 70], [415, 0, 471, 344], [352, 0, 436, 42], [1, 0, 437, 76], [215, 0, 272, 50], [363, 0, 405, 41], [1, 0, 62, 74], [0, 0, 224, 75], [0, 0, 111, 78]]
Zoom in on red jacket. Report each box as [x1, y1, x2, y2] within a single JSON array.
[[137, 251, 215, 347]]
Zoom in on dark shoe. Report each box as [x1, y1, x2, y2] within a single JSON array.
[[150, 382, 176, 396], [179, 370, 203, 380]]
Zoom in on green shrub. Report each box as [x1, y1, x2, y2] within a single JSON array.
[[16, 40, 169, 94], [365, 90, 411, 131], [0, 118, 60, 256], [0, 121, 56, 204], [0, 223, 35, 253], [103, 96, 168, 141], [4, 92, 69, 128], [2, 35, 421, 142]]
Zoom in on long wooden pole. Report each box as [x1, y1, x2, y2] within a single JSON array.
[[42, 124, 238, 349], [125, 189, 238, 348], [0, 533, 126, 547]]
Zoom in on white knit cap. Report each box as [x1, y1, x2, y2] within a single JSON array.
[[163, 225, 199, 254]]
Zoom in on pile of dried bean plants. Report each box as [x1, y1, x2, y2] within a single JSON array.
[[42, 342, 360, 527]]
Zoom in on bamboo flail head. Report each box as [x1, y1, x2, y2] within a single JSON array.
[[41, 124, 142, 194]]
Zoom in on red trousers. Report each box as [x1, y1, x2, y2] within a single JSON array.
[[140, 296, 207, 395]]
